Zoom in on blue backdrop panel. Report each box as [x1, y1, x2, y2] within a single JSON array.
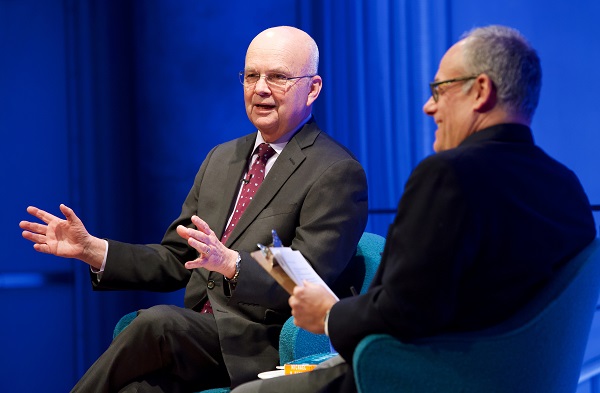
[[1, 1, 71, 271], [0, 286, 76, 392]]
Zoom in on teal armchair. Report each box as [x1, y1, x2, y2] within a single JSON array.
[[278, 232, 386, 364], [352, 238, 600, 393]]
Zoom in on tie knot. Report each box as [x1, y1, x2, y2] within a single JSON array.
[[255, 143, 276, 162]]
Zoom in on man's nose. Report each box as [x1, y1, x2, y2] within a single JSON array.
[[423, 96, 435, 115], [254, 75, 272, 93]]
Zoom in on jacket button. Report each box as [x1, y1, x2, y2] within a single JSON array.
[[207, 280, 215, 289]]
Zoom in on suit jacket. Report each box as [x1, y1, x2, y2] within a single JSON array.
[[329, 123, 596, 362], [93, 119, 369, 386]]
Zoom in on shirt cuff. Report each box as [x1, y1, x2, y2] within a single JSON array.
[[90, 239, 109, 281], [324, 308, 331, 337]]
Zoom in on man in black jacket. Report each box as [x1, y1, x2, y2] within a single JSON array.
[[232, 24, 596, 393]]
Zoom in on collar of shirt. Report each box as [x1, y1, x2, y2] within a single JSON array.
[[253, 114, 312, 173]]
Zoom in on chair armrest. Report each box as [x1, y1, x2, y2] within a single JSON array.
[[112, 311, 138, 339], [279, 316, 331, 365], [353, 334, 476, 393]]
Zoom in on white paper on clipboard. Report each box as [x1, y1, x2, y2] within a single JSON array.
[[270, 247, 339, 301]]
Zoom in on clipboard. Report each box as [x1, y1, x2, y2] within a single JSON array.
[[251, 249, 296, 295]]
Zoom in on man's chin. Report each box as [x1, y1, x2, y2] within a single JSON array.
[[252, 119, 280, 138], [432, 134, 442, 153]]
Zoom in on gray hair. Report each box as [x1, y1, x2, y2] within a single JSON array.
[[460, 25, 541, 120]]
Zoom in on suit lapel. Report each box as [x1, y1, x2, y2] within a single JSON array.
[[224, 121, 321, 246]]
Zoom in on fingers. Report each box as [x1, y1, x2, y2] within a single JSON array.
[[177, 223, 210, 244], [32, 243, 52, 254], [20, 222, 48, 238], [20, 214, 49, 245], [178, 217, 217, 249], [176, 225, 190, 240], [189, 237, 211, 255], [19, 220, 45, 234], [177, 224, 212, 265], [180, 230, 212, 270], [291, 284, 304, 298], [290, 283, 336, 310], [21, 229, 45, 243], [289, 284, 332, 335], [186, 234, 205, 250], [26, 205, 58, 224], [187, 229, 208, 243], [20, 221, 51, 253], [176, 225, 207, 244], [292, 281, 319, 298], [191, 215, 212, 235], [183, 245, 214, 270], [302, 280, 319, 289], [176, 215, 227, 272], [185, 258, 204, 270], [176, 216, 216, 243], [25, 204, 77, 225], [289, 287, 303, 309]]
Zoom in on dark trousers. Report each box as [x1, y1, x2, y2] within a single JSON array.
[[71, 305, 231, 393]]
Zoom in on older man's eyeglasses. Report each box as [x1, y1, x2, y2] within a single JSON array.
[[429, 75, 478, 102], [239, 71, 315, 90]]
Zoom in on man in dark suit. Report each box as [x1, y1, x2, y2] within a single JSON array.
[[19, 26, 368, 392], [232, 25, 597, 393]]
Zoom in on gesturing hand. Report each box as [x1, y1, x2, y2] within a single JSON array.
[[176, 215, 238, 279], [19, 204, 106, 269]]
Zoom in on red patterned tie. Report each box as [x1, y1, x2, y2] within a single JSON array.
[[220, 143, 277, 242], [200, 143, 276, 314]]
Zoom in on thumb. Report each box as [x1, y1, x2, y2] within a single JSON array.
[[60, 204, 79, 224], [302, 280, 319, 289]]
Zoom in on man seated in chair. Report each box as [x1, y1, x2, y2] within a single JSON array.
[[19, 26, 368, 392], [232, 25, 597, 393]]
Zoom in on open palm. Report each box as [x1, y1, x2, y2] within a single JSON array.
[[20, 204, 91, 259]]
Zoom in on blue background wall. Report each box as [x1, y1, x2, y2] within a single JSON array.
[[1, 1, 598, 391]]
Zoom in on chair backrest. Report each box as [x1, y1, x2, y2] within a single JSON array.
[[279, 232, 386, 364], [353, 238, 600, 393], [354, 232, 386, 294]]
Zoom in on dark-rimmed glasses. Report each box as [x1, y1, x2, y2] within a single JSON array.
[[239, 71, 315, 90], [429, 75, 478, 102]]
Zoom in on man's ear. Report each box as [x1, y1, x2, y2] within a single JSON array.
[[472, 73, 496, 112], [306, 75, 322, 106]]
